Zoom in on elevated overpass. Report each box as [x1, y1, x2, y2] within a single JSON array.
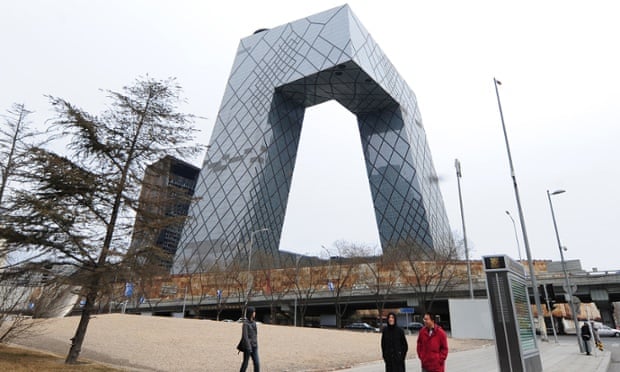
[[125, 266, 620, 328]]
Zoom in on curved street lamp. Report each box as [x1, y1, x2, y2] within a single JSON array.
[[505, 210, 523, 262], [455, 159, 473, 299], [494, 78, 547, 341], [546, 189, 583, 352]]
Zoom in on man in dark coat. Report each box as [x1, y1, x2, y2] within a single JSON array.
[[416, 312, 448, 372], [239, 306, 259, 371], [581, 322, 592, 355], [381, 312, 408, 372]]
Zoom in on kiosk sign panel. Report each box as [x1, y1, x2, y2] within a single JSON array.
[[511, 277, 536, 353], [484, 255, 542, 372]]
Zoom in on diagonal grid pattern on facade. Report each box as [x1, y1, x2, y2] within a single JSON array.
[[173, 5, 451, 274]]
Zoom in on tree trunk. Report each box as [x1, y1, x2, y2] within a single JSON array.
[[216, 302, 223, 321], [376, 302, 385, 328], [298, 303, 305, 327], [335, 302, 344, 328], [270, 303, 276, 325], [65, 289, 96, 364]]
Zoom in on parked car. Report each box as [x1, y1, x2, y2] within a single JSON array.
[[597, 325, 620, 337], [404, 322, 424, 331], [344, 322, 380, 333]]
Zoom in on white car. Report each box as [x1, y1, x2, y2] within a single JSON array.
[[344, 322, 380, 333], [597, 325, 620, 337]]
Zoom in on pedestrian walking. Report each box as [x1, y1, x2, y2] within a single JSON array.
[[381, 312, 408, 372], [416, 312, 448, 372], [238, 306, 259, 371], [581, 322, 592, 355]]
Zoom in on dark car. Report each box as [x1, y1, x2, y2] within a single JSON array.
[[344, 322, 380, 332]]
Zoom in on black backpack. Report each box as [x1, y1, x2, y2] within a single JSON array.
[[581, 324, 591, 340]]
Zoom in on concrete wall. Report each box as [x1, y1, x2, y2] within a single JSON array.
[[449, 298, 494, 339]]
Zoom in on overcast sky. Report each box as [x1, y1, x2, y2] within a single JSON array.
[[2, 1, 619, 272]]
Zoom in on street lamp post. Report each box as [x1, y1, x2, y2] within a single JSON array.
[[455, 159, 473, 299], [182, 285, 188, 318], [547, 189, 584, 352], [245, 228, 269, 311], [494, 78, 547, 341], [294, 254, 302, 327], [505, 211, 523, 262], [321, 245, 335, 295]]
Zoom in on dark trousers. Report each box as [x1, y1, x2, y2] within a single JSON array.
[[583, 338, 591, 355], [385, 358, 405, 372], [240, 346, 259, 372]]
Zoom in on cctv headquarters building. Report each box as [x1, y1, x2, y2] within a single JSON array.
[[172, 5, 451, 274]]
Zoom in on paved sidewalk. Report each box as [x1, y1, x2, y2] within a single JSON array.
[[342, 341, 611, 372]]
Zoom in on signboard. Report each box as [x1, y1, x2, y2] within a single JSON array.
[[124, 282, 134, 297], [484, 254, 542, 372], [400, 307, 414, 314], [511, 277, 536, 353], [484, 256, 506, 270]]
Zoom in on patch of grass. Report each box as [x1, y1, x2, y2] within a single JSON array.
[[0, 344, 120, 371]]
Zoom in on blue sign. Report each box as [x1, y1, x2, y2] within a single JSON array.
[[400, 307, 414, 314], [327, 281, 334, 292], [124, 282, 134, 297], [216, 289, 222, 299]]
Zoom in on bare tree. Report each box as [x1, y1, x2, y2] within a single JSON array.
[[324, 241, 363, 328], [0, 269, 39, 343], [227, 255, 250, 318], [209, 263, 233, 321], [0, 103, 40, 210], [0, 265, 76, 343], [357, 247, 401, 327], [284, 257, 325, 327], [253, 251, 292, 324], [122, 255, 172, 312], [0, 77, 202, 364], [396, 238, 466, 314], [0, 104, 45, 269], [182, 267, 216, 318]]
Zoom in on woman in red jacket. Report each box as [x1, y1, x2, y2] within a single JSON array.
[[416, 312, 448, 372]]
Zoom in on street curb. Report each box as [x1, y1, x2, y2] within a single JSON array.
[[595, 351, 612, 372]]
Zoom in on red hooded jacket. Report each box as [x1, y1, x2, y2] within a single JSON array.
[[416, 325, 448, 372]]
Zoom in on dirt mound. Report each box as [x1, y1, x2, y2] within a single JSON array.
[[12, 314, 492, 371]]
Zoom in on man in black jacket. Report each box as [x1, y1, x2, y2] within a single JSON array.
[[239, 306, 259, 371], [381, 312, 408, 372], [581, 322, 592, 356]]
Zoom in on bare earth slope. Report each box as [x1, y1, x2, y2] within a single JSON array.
[[12, 314, 490, 372]]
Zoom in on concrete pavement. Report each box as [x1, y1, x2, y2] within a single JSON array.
[[341, 340, 611, 372]]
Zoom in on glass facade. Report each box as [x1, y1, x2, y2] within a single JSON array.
[[172, 5, 451, 274]]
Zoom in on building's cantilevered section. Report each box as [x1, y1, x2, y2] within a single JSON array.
[[173, 5, 451, 274]]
